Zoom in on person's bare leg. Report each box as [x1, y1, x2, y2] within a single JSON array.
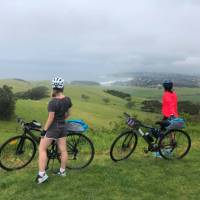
[[57, 137, 68, 170], [38, 137, 53, 172]]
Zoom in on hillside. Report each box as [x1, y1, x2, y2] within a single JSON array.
[[0, 80, 199, 200], [109, 72, 200, 88]]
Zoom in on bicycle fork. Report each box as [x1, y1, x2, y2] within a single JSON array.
[[16, 136, 26, 155]]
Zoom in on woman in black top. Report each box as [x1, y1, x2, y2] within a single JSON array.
[[36, 77, 72, 184]]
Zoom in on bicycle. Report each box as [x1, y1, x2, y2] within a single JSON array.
[[0, 117, 95, 171], [110, 113, 191, 161]]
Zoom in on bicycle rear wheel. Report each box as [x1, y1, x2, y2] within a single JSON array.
[[159, 129, 191, 160], [65, 133, 95, 169], [110, 131, 138, 162], [0, 135, 36, 171]]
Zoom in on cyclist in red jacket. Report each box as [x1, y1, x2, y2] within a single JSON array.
[[154, 80, 178, 158], [162, 80, 178, 120]]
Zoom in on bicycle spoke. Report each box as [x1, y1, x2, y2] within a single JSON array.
[[0, 136, 36, 170], [110, 131, 137, 162], [66, 133, 94, 169], [159, 130, 191, 159]]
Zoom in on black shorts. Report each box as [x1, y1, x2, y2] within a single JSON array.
[[45, 122, 67, 140]]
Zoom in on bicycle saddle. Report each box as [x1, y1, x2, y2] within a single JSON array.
[[155, 120, 170, 127]]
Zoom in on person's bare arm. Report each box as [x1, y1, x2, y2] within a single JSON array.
[[44, 112, 55, 131]]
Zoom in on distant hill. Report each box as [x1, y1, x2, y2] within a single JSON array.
[[110, 72, 200, 88], [70, 81, 100, 86], [0, 79, 32, 92], [13, 78, 30, 84]]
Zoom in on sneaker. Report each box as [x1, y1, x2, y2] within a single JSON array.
[[163, 148, 173, 158], [53, 170, 66, 177], [152, 151, 162, 158], [35, 173, 48, 184]]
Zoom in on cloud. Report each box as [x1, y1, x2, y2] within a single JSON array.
[[173, 56, 200, 68], [0, 0, 200, 80]]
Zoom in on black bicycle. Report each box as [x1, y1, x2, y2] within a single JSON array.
[[110, 113, 191, 161], [0, 118, 95, 171]]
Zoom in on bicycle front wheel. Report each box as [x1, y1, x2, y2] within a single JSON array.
[[0, 135, 36, 171], [110, 131, 138, 162], [66, 133, 95, 169], [159, 129, 191, 160]]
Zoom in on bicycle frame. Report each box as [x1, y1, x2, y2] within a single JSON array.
[[24, 129, 40, 144], [21, 126, 81, 159], [138, 128, 155, 145]]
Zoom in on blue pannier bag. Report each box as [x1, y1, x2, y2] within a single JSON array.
[[166, 117, 185, 130], [65, 119, 89, 133]]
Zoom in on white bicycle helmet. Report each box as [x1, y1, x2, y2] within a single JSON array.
[[52, 77, 64, 89]]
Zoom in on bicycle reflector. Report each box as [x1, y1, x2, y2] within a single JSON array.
[[9, 140, 18, 145]]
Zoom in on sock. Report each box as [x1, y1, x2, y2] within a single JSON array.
[[60, 168, 65, 173], [39, 171, 45, 177]]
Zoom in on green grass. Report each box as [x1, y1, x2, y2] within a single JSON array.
[[0, 139, 199, 200], [0, 81, 200, 200]]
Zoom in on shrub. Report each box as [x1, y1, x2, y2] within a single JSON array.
[[125, 96, 132, 102], [125, 101, 135, 109], [102, 97, 110, 104], [15, 86, 49, 100], [141, 100, 161, 113], [104, 89, 131, 99], [81, 94, 90, 101], [0, 85, 16, 120], [178, 101, 200, 115]]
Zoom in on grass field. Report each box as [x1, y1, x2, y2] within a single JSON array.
[[0, 80, 199, 200]]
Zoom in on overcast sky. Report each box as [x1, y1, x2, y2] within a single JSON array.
[[0, 0, 200, 81]]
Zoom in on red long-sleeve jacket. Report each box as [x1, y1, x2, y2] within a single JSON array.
[[162, 91, 178, 118]]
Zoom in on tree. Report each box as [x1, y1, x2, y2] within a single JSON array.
[[0, 85, 16, 120], [28, 86, 49, 100]]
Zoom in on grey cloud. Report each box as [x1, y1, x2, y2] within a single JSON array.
[[0, 0, 200, 80]]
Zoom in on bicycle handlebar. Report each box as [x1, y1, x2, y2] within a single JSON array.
[[16, 117, 42, 131], [123, 112, 131, 118], [17, 117, 26, 126]]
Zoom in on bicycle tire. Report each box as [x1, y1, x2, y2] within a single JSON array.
[[0, 135, 36, 171], [110, 131, 138, 162], [58, 132, 95, 170], [159, 129, 191, 160]]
